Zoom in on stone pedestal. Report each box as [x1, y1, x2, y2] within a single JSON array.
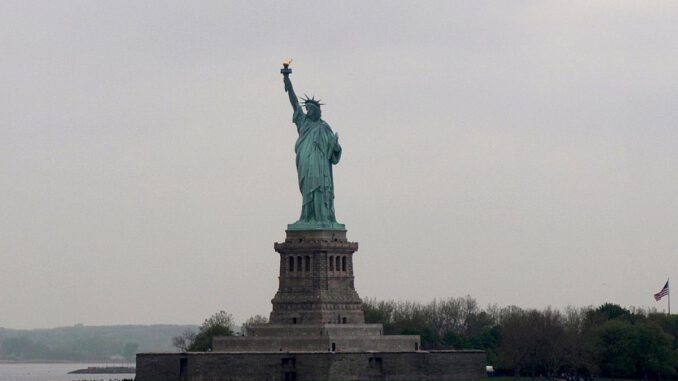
[[270, 230, 364, 325], [213, 229, 421, 354]]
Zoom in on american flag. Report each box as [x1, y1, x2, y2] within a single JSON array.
[[654, 280, 669, 301]]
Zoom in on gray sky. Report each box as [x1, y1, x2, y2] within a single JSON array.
[[1, 1, 678, 329]]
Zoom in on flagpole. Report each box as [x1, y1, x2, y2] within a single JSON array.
[[669, 278, 671, 315]]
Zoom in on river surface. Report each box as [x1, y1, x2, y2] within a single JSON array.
[[0, 363, 134, 381]]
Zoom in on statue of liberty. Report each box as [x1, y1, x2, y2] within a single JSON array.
[[281, 60, 345, 230]]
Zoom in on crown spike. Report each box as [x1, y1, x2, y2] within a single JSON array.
[[299, 93, 324, 108]]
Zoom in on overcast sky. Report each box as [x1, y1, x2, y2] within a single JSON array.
[[1, 1, 677, 329]]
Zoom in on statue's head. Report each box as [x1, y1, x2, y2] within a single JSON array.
[[301, 95, 323, 121]]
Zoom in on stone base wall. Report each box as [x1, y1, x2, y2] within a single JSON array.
[[215, 323, 418, 353], [137, 350, 485, 381], [214, 334, 419, 352], [332, 335, 419, 352], [248, 324, 384, 337], [214, 336, 329, 352]]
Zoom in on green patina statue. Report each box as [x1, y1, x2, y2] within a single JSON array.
[[281, 60, 345, 230]]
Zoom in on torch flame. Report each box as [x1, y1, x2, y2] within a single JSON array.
[[282, 58, 293, 67]]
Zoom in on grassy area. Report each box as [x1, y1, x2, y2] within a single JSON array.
[[354, 378, 560, 381], [336, 375, 659, 381], [346, 378, 509, 381]]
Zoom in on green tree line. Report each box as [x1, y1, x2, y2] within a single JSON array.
[[363, 297, 678, 380]]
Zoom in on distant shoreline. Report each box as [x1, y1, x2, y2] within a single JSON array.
[[69, 366, 135, 374]]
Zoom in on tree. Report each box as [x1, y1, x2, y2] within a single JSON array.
[[241, 315, 268, 336], [647, 313, 678, 349], [496, 308, 532, 378], [187, 311, 235, 352], [560, 306, 597, 378], [593, 317, 676, 380], [594, 319, 637, 379], [171, 330, 197, 352], [363, 298, 396, 326], [633, 321, 676, 379], [496, 308, 572, 379], [425, 296, 479, 340], [537, 308, 567, 379], [586, 303, 638, 328]]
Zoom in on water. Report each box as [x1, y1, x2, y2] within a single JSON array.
[[0, 363, 134, 381]]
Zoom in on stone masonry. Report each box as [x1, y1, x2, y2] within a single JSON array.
[[137, 350, 486, 381], [213, 229, 420, 353], [270, 229, 363, 324]]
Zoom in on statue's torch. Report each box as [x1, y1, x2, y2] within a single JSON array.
[[281, 59, 292, 92]]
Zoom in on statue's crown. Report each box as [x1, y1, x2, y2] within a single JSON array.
[[301, 94, 324, 108]]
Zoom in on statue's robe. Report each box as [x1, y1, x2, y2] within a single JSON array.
[[292, 105, 342, 227]]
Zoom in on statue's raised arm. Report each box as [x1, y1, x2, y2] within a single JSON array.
[[281, 59, 299, 112]]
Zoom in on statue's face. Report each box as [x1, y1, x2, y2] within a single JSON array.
[[305, 105, 321, 121]]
